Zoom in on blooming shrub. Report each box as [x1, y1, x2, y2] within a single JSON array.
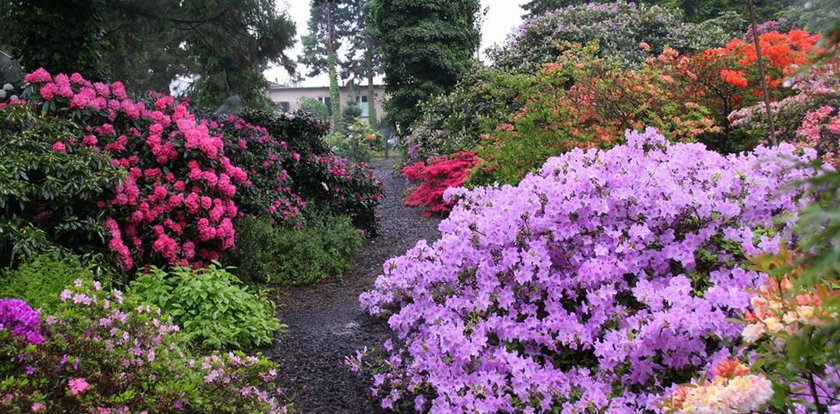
[[655, 30, 823, 152], [730, 61, 840, 164], [0, 281, 289, 413], [240, 109, 332, 156], [17, 68, 249, 271], [402, 152, 479, 216], [127, 264, 285, 349], [488, 1, 740, 72], [360, 128, 817, 412], [293, 154, 384, 235], [661, 360, 774, 413], [209, 114, 306, 224], [0, 298, 43, 345], [239, 109, 384, 234], [468, 46, 717, 187]]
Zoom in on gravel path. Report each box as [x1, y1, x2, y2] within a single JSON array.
[[267, 157, 440, 414]]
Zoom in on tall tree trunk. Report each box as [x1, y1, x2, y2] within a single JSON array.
[[326, 2, 341, 132], [366, 53, 377, 128]]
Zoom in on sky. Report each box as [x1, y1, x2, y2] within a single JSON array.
[[265, 0, 525, 87]]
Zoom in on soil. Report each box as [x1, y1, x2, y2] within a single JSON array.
[[267, 157, 441, 414]]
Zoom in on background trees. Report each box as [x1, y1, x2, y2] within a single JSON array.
[[300, 0, 382, 130], [371, 0, 482, 132], [1, 0, 296, 109]]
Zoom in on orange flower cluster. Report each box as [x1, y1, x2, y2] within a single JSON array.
[[742, 248, 839, 343], [662, 360, 774, 414]]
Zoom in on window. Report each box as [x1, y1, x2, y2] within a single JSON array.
[[278, 101, 290, 112], [317, 96, 331, 115], [355, 95, 369, 117]]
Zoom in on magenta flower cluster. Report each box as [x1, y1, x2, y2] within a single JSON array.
[[360, 128, 817, 412], [209, 114, 306, 224], [0, 298, 43, 345], [20, 68, 248, 269]]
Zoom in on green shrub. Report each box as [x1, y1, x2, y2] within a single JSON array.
[[312, 214, 364, 276], [229, 214, 363, 285], [127, 265, 285, 350], [0, 254, 94, 312], [326, 119, 383, 163], [0, 104, 124, 268]]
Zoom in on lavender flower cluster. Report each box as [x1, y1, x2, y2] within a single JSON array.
[[0, 298, 43, 344], [360, 128, 817, 412]]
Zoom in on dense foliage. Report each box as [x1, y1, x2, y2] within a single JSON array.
[[489, 1, 742, 72], [210, 113, 306, 224], [2, 0, 297, 107], [0, 103, 123, 267], [229, 215, 363, 285], [371, 0, 482, 131], [360, 129, 817, 412], [0, 281, 289, 413], [0, 255, 95, 312], [127, 265, 284, 349], [326, 118, 383, 163]]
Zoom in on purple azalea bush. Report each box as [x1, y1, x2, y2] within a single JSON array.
[[0, 299, 43, 344], [360, 128, 817, 412]]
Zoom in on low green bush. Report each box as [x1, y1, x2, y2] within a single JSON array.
[[0, 254, 94, 312], [229, 214, 363, 285], [127, 265, 285, 350]]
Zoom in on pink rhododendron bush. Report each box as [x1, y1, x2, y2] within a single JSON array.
[[359, 128, 818, 412], [209, 114, 306, 225], [0, 283, 289, 413], [16, 68, 249, 270]]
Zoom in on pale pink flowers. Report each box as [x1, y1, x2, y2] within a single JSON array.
[[67, 378, 90, 395]]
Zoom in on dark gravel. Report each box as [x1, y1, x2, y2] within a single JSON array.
[[267, 157, 440, 414]]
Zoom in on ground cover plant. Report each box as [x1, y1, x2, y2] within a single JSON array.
[[0, 254, 95, 312], [360, 128, 818, 412], [0, 281, 289, 413], [127, 264, 285, 349]]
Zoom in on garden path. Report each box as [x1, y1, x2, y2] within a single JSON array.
[[267, 157, 441, 414]]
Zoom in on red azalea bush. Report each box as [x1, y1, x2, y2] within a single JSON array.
[[19, 68, 248, 271], [402, 151, 479, 216], [209, 114, 306, 225]]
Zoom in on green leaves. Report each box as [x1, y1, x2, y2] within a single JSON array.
[[127, 264, 285, 350], [0, 104, 123, 267], [371, 0, 481, 131]]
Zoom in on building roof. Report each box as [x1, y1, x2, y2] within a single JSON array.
[[268, 84, 385, 92]]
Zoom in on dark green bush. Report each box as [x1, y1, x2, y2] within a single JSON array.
[[229, 214, 363, 285], [0, 254, 94, 312], [0, 104, 124, 268], [240, 109, 332, 156], [127, 265, 285, 350]]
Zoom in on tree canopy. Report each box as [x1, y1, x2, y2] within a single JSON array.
[[371, 0, 481, 131], [2, 0, 296, 109]]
